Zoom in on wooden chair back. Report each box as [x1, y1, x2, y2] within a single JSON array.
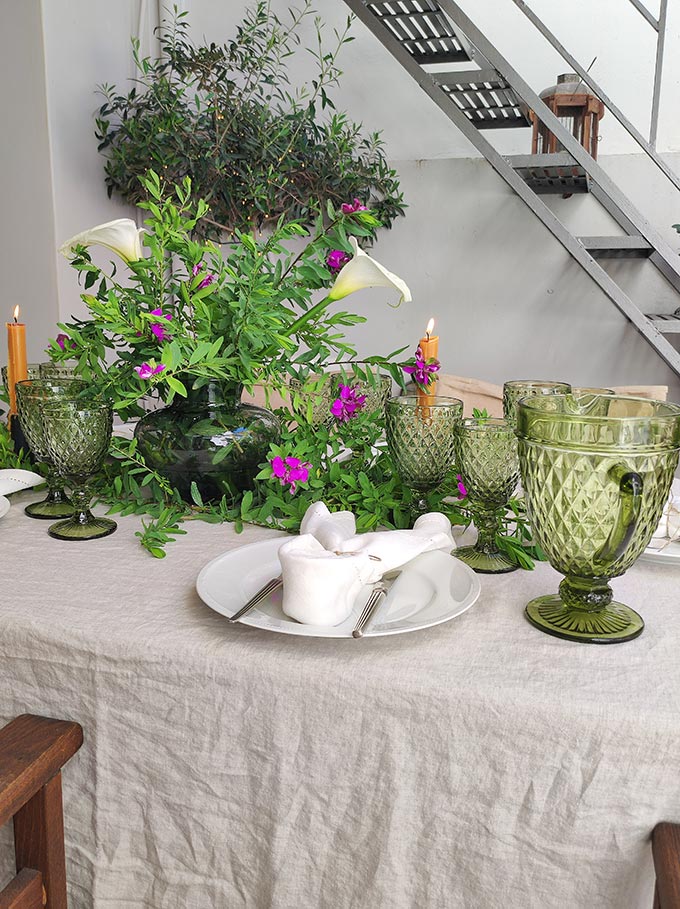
[[0, 715, 83, 909]]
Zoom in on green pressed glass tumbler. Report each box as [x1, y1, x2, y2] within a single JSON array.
[[454, 418, 520, 573], [503, 380, 571, 429], [385, 395, 463, 517], [41, 399, 117, 541], [517, 394, 680, 643], [15, 379, 89, 519]]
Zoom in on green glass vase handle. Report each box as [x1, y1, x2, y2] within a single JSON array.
[[594, 465, 644, 571]]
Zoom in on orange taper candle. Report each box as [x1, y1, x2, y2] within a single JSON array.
[[6, 305, 28, 421], [416, 317, 439, 410]]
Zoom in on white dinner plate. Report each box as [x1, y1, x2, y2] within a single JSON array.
[[0, 496, 9, 520], [196, 538, 481, 638]]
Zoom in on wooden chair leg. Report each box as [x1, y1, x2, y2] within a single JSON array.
[[652, 822, 680, 909], [0, 869, 44, 909], [13, 774, 67, 909]]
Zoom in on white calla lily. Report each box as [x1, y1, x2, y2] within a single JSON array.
[[327, 236, 411, 304], [59, 218, 145, 263]]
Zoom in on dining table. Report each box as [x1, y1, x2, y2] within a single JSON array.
[[1, 489, 678, 909]]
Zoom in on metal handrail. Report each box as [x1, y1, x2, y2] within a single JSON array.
[[511, 0, 677, 187], [626, 0, 658, 30]]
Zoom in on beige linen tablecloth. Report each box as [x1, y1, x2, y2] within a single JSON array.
[[1, 492, 679, 909]]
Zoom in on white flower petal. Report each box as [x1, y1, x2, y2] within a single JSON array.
[[59, 218, 144, 263], [328, 236, 411, 304]]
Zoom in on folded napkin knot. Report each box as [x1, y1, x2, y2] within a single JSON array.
[[279, 503, 455, 626]]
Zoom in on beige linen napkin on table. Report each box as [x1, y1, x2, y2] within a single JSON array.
[[280, 503, 455, 626]]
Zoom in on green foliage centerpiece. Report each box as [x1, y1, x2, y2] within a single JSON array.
[[95, 4, 405, 239]]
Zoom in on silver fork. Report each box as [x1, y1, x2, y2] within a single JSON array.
[[228, 576, 283, 623], [352, 581, 388, 638]]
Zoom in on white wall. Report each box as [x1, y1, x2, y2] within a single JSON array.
[[0, 0, 58, 363], [2, 0, 680, 398]]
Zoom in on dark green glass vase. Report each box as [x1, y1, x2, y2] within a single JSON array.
[[134, 381, 280, 504]]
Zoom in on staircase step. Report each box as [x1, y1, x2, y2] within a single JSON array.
[[580, 236, 654, 259], [647, 313, 680, 333], [366, 1, 470, 64], [435, 69, 531, 129], [509, 154, 590, 194]]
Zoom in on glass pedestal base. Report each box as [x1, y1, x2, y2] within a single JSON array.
[[25, 496, 73, 520], [454, 545, 518, 574], [48, 515, 117, 541], [525, 594, 644, 644]]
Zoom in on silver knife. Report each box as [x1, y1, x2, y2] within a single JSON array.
[[228, 575, 282, 623], [352, 580, 389, 638]]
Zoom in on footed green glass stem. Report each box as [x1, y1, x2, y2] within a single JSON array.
[[455, 504, 518, 574], [525, 575, 644, 643], [47, 486, 116, 541], [24, 470, 73, 520]]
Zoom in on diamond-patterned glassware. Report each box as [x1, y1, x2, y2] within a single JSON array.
[[39, 361, 79, 380], [385, 395, 463, 517], [454, 417, 520, 573], [40, 399, 117, 540], [502, 380, 571, 429], [518, 393, 680, 643], [15, 379, 89, 519]]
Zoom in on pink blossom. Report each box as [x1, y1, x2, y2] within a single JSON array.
[[456, 475, 468, 498], [135, 362, 166, 380], [270, 455, 312, 495], [55, 333, 76, 351], [150, 308, 172, 342], [330, 384, 367, 423], [192, 262, 216, 290], [326, 249, 351, 275], [402, 346, 441, 390], [341, 198, 368, 214]]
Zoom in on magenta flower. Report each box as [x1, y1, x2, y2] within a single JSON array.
[[135, 362, 166, 380], [55, 333, 76, 351], [150, 308, 172, 342], [402, 346, 441, 390], [341, 198, 368, 214], [192, 262, 216, 290], [456, 474, 468, 498], [330, 384, 367, 423], [270, 455, 312, 495], [326, 249, 351, 275]]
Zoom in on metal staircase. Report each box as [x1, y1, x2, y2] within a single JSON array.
[[343, 0, 680, 372]]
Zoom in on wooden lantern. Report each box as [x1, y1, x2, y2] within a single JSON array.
[[530, 73, 605, 159]]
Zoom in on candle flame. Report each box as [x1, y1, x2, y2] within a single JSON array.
[[425, 317, 435, 338], [13, 305, 20, 323]]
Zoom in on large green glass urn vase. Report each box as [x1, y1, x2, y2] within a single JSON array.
[[134, 380, 280, 503], [517, 393, 680, 644]]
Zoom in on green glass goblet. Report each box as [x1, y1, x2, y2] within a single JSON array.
[[15, 379, 88, 519], [517, 393, 680, 644], [502, 380, 571, 429], [385, 395, 463, 517], [454, 417, 520, 573], [39, 361, 78, 380], [40, 399, 117, 541]]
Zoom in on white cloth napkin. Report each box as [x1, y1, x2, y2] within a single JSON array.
[[279, 503, 455, 626], [0, 469, 45, 495], [0, 468, 44, 518]]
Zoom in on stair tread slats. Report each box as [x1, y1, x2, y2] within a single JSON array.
[[437, 72, 530, 129], [509, 154, 590, 193], [367, 1, 470, 62], [579, 236, 654, 259]]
